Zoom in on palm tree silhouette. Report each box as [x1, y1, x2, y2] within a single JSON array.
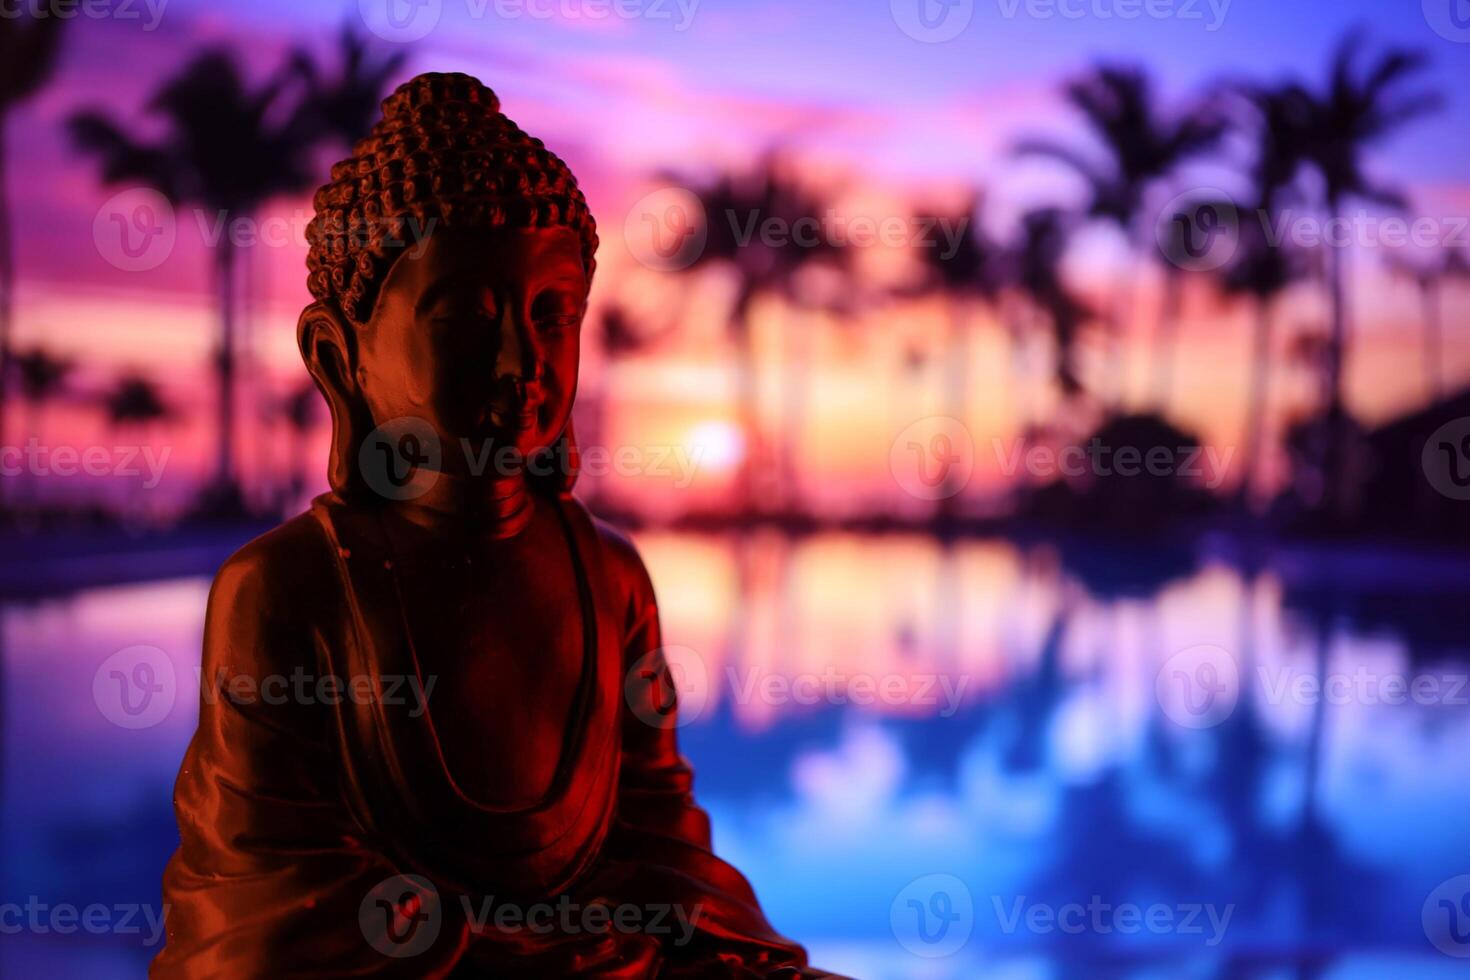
[[578, 302, 682, 514], [69, 49, 319, 515], [12, 346, 71, 446], [1223, 213, 1305, 506], [0, 11, 64, 510], [11, 346, 70, 507], [288, 25, 410, 150], [683, 156, 844, 514], [1220, 85, 1314, 506], [255, 28, 407, 510], [1280, 32, 1439, 512], [913, 193, 1004, 440], [1384, 246, 1468, 401], [1017, 65, 1226, 410], [104, 373, 170, 517], [105, 373, 169, 430], [1010, 207, 1094, 405], [1151, 193, 1238, 410]]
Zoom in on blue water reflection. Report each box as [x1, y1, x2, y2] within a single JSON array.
[[3, 532, 1468, 978]]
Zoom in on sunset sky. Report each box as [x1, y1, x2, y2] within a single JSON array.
[[8, 0, 1470, 510]]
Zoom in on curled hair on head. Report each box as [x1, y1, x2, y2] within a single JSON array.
[[305, 72, 599, 325]]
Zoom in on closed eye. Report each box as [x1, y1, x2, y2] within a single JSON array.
[[531, 288, 584, 331]]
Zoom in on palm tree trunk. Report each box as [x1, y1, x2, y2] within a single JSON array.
[[938, 302, 969, 522], [1325, 216, 1348, 416], [1238, 298, 1274, 508], [1323, 199, 1350, 518], [23, 398, 39, 506], [1106, 255, 1142, 412], [1151, 268, 1183, 413], [779, 306, 808, 515], [0, 116, 13, 515], [1422, 281, 1444, 402], [731, 287, 760, 518], [998, 297, 1027, 431], [1302, 605, 1332, 831], [212, 237, 238, 499]]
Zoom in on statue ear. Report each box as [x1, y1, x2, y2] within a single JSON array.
[[298, 301, 372, 500]]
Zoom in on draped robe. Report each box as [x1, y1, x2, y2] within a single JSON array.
[[153, 492, 821, 978]]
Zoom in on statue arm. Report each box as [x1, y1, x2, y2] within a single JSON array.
[[153, 519, 463, 978], [598, 523, 814, 975]]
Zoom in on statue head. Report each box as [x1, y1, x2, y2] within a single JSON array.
[[299, 72, 598, 501]]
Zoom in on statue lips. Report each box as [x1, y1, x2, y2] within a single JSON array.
[[483, 377, 544, 435], [485, 387, 543, 434]]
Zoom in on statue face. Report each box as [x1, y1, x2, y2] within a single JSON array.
[[354, 225, 586, 472]]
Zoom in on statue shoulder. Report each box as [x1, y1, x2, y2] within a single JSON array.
[[585, 511, 660, 632], [205, 512, 341, 673]]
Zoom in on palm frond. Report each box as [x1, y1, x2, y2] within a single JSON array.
[[0, 13, 64, 109]]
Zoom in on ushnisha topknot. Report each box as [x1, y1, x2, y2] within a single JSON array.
[[306, 72, 599, 324]]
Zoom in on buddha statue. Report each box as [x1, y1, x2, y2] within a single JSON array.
[[155, 73, 828, 978]]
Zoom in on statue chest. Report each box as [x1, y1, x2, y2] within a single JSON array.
[[387, 533, 590, 808]]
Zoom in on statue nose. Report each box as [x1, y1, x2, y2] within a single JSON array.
[[494, 311, 543, 385], [503, 372, 543, 403]]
